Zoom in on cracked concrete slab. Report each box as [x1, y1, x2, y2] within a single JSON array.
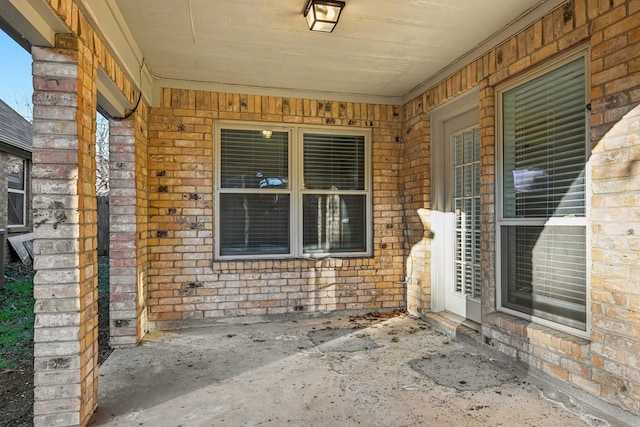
[[89, 313, 622, 427]]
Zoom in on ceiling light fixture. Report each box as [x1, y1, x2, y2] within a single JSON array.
[[304, 0, 345, 33]]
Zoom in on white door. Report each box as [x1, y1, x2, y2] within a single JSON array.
[[442, 111, 481, 323]]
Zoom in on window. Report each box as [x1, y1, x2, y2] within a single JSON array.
[[215, 124, 371, 259], [453, 128, 481, 300], [497, 51, 588, 333], [7, 155, 26, 228]]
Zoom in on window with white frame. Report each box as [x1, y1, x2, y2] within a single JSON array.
[[215, 124, 371, 259], [497, 50, 589, 333], [7, 155, 26, 228]]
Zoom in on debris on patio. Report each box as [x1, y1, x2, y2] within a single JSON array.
[[89, 312, 617, 427]]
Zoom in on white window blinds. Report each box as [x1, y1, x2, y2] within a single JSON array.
[[216, 126, 371, 258], [302, 133, 367, 253], [453, 129, 481, 299], [503, 57, 586, 219], [303, 133, 365, 191], [220, 129, 288, 189], [501, 226, 587, 330], [219, 129, 290, 256]]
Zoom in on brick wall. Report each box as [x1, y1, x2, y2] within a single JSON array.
[[0, 151, 7, 262], [405, 0, 640, 415], [402, 99, 431, 313], [31, 33, 100, 427], [135, 106, 150, 340], [589, 0, 640, 412], [147, 91, 405, 327], [108, 103, 149, 347]]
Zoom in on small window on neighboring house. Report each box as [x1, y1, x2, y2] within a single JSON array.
[[497, 50, 589, 334], [7, 155, 26, 227], [215, 124, 371, 259]]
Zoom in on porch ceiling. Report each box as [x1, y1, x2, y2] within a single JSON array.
[[0, 0, 562, 105], [105, 0, 549, 104]]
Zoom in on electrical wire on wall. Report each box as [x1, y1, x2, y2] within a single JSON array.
[[397, 134, 414, 288], [98, 91, 141, 122], [98, 58, 146, 122]]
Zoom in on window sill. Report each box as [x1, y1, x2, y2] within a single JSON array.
[[215, 253, 374, 262], [7, 226, 31, 234]]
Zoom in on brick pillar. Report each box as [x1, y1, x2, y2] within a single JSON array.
[[478, 80, 496, 324], [109, 110, 148, 347], [31, 34, 99, 427]]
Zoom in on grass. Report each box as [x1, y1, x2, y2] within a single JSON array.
[[0, 257, 111, 369], [0, 278, 35, 369]]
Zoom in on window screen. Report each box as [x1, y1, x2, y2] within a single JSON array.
[[219, 129, 290, 256], [303, 133, 367, 253], [216, 126, 370, 258], [499, 55, 587, 331], [501, 226, 587, 330]]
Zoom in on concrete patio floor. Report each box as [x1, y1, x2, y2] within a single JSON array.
[[89, 312, 621, 427]]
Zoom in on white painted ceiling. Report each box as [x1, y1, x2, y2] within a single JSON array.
[[109, 0, 546, 102]]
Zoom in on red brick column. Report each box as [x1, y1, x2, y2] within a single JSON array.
[[31, 34, 99, 427]]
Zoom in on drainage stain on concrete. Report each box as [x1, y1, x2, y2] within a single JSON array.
[[309, 328, 381, 352], [409, 352, 521, 391], [308, 327, 358, 345]]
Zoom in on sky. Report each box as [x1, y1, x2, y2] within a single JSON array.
[[0, 29, 34, 121]]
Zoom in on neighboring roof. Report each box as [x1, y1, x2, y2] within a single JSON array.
[[0, 98, 32, 154]]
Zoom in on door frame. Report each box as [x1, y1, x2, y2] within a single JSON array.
[[430, 88, 479, 314]]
